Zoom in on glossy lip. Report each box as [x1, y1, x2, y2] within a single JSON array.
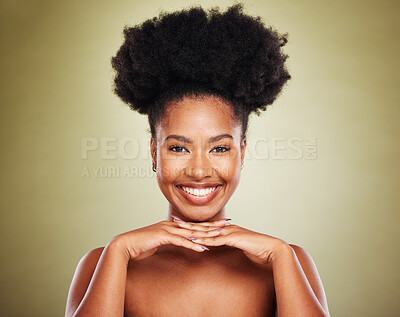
[[176, 184, 223, 205], [176, 182, 222, 189]]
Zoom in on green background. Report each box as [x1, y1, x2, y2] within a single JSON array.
[[0, 0, 399, 316]]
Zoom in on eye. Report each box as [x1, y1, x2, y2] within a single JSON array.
[[211, 146, 230, 153], [169, 146, 189, 153]]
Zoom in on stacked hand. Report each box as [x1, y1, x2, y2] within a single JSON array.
[[172, 216, 286, 266], [113, 216, 286, 266]]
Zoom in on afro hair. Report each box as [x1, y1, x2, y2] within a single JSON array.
[[111, 2, 291, 140]]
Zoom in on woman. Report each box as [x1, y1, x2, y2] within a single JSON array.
[[65, 3, 330, 317]]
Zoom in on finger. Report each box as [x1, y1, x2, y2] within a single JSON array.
[[189, 234, 234, 248], [168, 226, 224, 239], [162, 232, 209, 252], [172, 216, 231, 228], [173, 219, 230, 231], [193, 218, 232, 227]]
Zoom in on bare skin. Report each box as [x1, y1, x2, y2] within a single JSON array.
[[65, 95, 330, 317]]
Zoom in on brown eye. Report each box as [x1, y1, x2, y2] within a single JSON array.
[[211, 146, 230, 153], [169, 146, 189, 153]]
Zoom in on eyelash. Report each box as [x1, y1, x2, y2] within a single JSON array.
[[168, 145, 231, 153]]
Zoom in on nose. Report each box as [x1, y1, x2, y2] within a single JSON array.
[[184, 150, 213, 180]]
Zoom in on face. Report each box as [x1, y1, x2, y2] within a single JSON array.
[[150, 95, 246, 222]]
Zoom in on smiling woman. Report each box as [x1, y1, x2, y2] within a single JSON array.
[[153, 96, 244, 216], [65, 3, 330, 317]]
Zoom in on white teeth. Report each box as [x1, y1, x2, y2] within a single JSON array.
[[181, 186, 218, 197]]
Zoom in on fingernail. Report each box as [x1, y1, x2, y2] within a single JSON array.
[[173, 219, 186, 224], [201, 245, 209, 250], [213, 227, 224, 232], [187, 237, 197, 241], [172, 216, 186, 224], [172, 215, 185, 222], [225, 221, 231, 226]]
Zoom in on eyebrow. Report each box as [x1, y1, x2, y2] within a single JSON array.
[[163, 134, 233, 144]]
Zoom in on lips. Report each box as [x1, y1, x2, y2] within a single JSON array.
[[176, 183, 222, 189], [175, 183, 223, 205]]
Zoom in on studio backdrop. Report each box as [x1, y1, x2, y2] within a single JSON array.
[[0, 0, 399, 316]]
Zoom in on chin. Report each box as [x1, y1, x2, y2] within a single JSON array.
[[178, 208, 220, 222]]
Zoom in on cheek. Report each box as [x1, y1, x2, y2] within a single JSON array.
[[212, 151, 241, 179], [158, 155, 182, 182], [156, 159, 179, 200]]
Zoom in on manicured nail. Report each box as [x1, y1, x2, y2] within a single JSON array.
[[213, 227, 224, 232], [187, 237, 197, 241], [173, 219, 186, 224], [172, 215, 185, 222], [201, 245, 209, 250]]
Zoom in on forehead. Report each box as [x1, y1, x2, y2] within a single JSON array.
[[156, 95, 240, 141]]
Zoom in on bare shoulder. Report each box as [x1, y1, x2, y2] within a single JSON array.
[[288, 244, 325, 280], [65, 247, 105, 317], [288, 244, 315, 265], [73, 247, 105, 278], [79, 247, 105, 267], [287, 244, 330, 315]]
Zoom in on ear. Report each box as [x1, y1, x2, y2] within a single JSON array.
[[150, 137, 156, 163], [240, 138, 247, 164]]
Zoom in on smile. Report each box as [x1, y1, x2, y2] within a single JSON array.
[[181, 186, 218, 196], [176, 184, 223, 205]]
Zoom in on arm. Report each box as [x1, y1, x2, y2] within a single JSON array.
[[65, 220, 218, 317], [65, 239, 130, 317], [171, 221, 330, 316], [272, 243, 330, 317]]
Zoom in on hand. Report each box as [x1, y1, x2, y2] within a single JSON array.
[[109, 218, 230, 262], [173, 219, 287, 266]]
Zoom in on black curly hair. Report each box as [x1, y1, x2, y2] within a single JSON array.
[[111, 2, 291, 143]]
